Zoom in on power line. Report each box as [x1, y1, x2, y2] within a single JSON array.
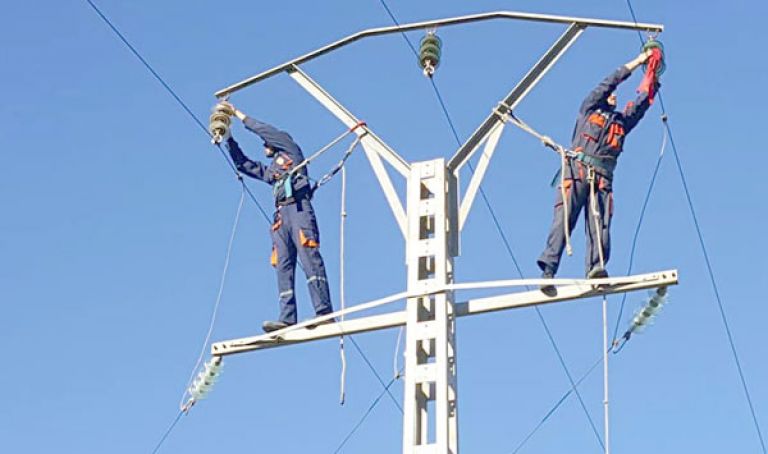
[[610, 122, 667, 342], [333, 371, 402, 453], [510, 354, 604, 454], [83, 0, 403, 445], [83, 0, 272, 223], [150, 410, 184, 454], [375, 1, 604, 450], [621, 1, 766, 451]]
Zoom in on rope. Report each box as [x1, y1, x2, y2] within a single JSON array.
[[314, 135, 365, 190], [150, 410, 184, 454], [587, 165, 611, 454], [179, 186, 245, 410], [338, 166, 348, 406], [393, 326, 404, 379], [504, 112, 577, 256], [290, 123, 365, 178], [623, 2, 766, 451], [601, 294, 611, 454]]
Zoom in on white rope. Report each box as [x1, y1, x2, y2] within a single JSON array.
[[290, 124, 364, 177], [393, 326, 404, 379], [588, 170, 610, 454], [179, 186, 245, 411], [602, 293, 611, 454], [504, 111, 574, 257], [338, 166, 348, 405], [560, 150, 574, 256]]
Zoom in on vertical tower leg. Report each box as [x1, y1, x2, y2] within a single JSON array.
[[403, 159, 459, 454]]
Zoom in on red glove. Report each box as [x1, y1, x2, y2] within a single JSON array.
[[637, 48, 662, 104]]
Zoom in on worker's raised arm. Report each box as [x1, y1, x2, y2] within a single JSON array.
[[223, 136, 273, 184], [623, 82, 657, 133], [229, 107, 301, 157], [579, 51, 652, 114]]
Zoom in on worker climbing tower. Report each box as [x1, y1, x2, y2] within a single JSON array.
[[201, 10, 674, 454]]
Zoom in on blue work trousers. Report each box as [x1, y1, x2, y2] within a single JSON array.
[[537, 172, 613, 275], [270, 198, 333, 325]]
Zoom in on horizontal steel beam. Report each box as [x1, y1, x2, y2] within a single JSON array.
[[215, 11, 663, 97], [211, 269, 677, 356]]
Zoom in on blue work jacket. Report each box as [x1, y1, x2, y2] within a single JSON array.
[[226, 117, 311, 203]]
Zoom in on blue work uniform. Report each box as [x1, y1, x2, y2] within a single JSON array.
[[537, 66, 654, 275], [225, 117, 333, 325]]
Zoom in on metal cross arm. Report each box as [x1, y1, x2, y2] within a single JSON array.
[[214, 11, 662, 98], [210, 269, 677, 356]]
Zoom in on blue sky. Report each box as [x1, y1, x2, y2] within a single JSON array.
[[2, 1, 766, 453]]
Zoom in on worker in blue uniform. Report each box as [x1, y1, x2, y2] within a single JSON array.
[[217, 102, 334, 332], [537, 50, 659, 292]]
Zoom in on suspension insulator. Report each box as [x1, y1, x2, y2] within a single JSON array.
[[628, 286, 669, 335], [642, 38, 666, 76], [188, 356, 223, 401], [418, 32, 442, 77]]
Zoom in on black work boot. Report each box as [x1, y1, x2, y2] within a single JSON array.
[[587, 267, 609, 280], [307, 316, 337, 330], [539, 268, 557, 297], [262, 320, 291, 333]]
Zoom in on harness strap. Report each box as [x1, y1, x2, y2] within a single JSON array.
[[573, 153, 616, 180]]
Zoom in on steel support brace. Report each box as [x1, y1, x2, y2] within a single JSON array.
[[288, 67, 409, 237], [448, 23, 584, 172], [458, 122, 504, 230]]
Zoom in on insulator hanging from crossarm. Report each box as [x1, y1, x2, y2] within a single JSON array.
[[209, 102, 236, 144], [628, 286, 669, 336], [418, 30, 442, 78], [642, 38, 666, 76], [183, 356, 223, 411]]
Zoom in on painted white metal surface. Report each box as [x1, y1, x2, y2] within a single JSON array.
[[458, 122, 504, 230], [403, 159, 458, 454], [210, 270, 677, 356], [216, 11, 662, 97]]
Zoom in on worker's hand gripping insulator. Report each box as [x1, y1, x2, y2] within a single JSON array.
[[642, 38, 666, 76], [209, 102, 236, 144], [418, 31, 442, 78]]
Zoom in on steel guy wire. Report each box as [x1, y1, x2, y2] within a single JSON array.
[[623, 1, 766, 451], [376, 1, 604, 450]]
